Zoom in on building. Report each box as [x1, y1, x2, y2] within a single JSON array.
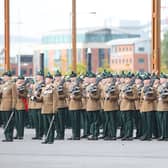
[[108, 38, 151, 72], [34, 27, 140, 74]]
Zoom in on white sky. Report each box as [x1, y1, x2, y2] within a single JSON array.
[[0, 0, 159, 37]]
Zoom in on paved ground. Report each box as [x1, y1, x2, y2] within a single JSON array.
[[0, 128, 168, 168]]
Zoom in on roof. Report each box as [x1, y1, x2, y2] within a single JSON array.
[[107, 38, 150, 46]]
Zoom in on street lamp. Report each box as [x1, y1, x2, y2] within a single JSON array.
[[87, 48, 92, 72]]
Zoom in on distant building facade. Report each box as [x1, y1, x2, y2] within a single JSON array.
[[108, 38, 151, 72]]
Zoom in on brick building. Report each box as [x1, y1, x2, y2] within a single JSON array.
[[108, 38, 151, 72]]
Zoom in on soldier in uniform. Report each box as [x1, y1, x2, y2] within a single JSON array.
[[80, 74, 90, 139], [15, 74, 28, 140], [29, 70, 45, 140], [140, 74, 157, 141], [36, 72, 57, 144], [86, 72, 101, 140], [103, 73, 119, 140], [68, 72, 82, 140], [54, 70, 67, 140], [119, 72, 137, 140], [157, 73, 168, 140], [134, 73, 143, 139], [1, 71, 16, 142]]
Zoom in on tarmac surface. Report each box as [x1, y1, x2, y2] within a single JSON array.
[[0, 128, 168, 168]]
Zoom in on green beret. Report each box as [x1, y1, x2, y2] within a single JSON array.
[[3, 70, 12, 77], [36, 70, 44, 76], [45, 72, 53, 79], [69, 71, 77, 78], [18, 74, 25, 80], [55, 70, 62, 77], [88, 71, 96, 78]]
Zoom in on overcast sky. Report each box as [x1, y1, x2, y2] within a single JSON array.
[[0, 0, 159, 37]]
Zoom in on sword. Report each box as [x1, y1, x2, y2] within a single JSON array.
[[3, 110, 15, 133], [45, 114, 55, 142]]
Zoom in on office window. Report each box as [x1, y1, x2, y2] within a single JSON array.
[[138, 47, 145, 52], [77, 48, 81, 63], [138, 58, 145, 64]]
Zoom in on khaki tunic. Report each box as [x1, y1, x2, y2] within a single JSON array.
[[0, 80, 16, 111], [140, 87, 157, 112], [119, 84, 137, 111], [86, 84, 101, 111], [37, 84, 57, 114], [103, 84, 119, 111], [157, 85, 168, 111]]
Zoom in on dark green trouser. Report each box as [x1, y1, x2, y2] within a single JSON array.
[[81, 110, 89, 136], [133, 110, 142, 137], [65, 108, 71, 128], [0, 112, 3, 126], [70, 110, 81, 138], [15, 110, 25, 138], [27, 109, 34, 128], [31, 109, 44, 138], [152, 111, 159, 138], [43, 114, 55, 143], [99, 109, 105, 130], [141, 112, 153, 139], [104, 111, 117, 137], [121, 111, 133, 138], [87, 111, 100, 137], [56, 108, 65, 138], [2, 111, 14, 140], [157, 111, 168, 138]]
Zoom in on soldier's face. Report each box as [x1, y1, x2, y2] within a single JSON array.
[[45, 78, 52, 85], [143, 79, 150, 85], [3, 75, 10, 82], [54, 76, 61, 82], [125, 78, 131, 84], [160, 78, 166, 84], [17, 79, 24, 84], [90, 77, 96, 83], [70, 77, 76, 83], [135, 79, 142, 84], [36, 75, 43, 82]]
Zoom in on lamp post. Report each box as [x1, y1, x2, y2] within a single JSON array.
[[4, 0, 10, 71], [87, 48, 92, 72]]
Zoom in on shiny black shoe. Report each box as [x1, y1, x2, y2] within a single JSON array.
[[73, 137, 80, 140], [48, 141, 54, 144], [41, 141, 48, 144], [126, 137, 133, 141], [121, 136, 128, 141], [157, 137, 164, 141], [14, 136, 18, 139], [104, 136, 112, 141], [2, 139, 13, 142], [80, 135, 88, 139], [18, 137, 23, 140], [88, 136, 98, 140], [32, 137, 39, 140], [67, 137, 73, 140], [98, 135, 105, 139], [111, 137, 117, 140]]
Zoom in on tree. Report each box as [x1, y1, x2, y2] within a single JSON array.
[[161, 31, 168, 73]]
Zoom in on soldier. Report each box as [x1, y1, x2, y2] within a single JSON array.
[[103, 73, 119, 140], [1, 71, 16, 142], [15, 74, 28, 140], [54, 70, 67, 140], [134, 73, 143, 139], [86, 72, 101, 140], [119, 72, 137, 140], [68, 72, 82, 140], [29, 70, 45, 140], [80, 73, 90, 139], [36, 72, 57, 144], [157, 73, 168, 140], [140, 74, 157, 141]]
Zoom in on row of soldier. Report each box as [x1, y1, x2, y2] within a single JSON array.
[[0, 70, 168, 144]]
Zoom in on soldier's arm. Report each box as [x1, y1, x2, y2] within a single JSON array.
[[53, 90, 57, 113], [12, 83, 17, 109]]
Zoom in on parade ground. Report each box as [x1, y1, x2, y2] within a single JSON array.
[[0, 128, 168, 168]]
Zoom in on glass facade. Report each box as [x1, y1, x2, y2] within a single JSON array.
[[98, 48, 105, 67]]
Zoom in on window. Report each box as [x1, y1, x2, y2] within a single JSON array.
[[55, 50, 61, 61], [108, 48, 111, 63], [138, 47, 145, 52], [29, 69, 32, 75], [122, 59, 125, 64], [20, 55, 32, 63], [119, 59, 121, 64], [98, 48, 105, 67], [138, 58, 145, 64], [115, 59, 118, 64]]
